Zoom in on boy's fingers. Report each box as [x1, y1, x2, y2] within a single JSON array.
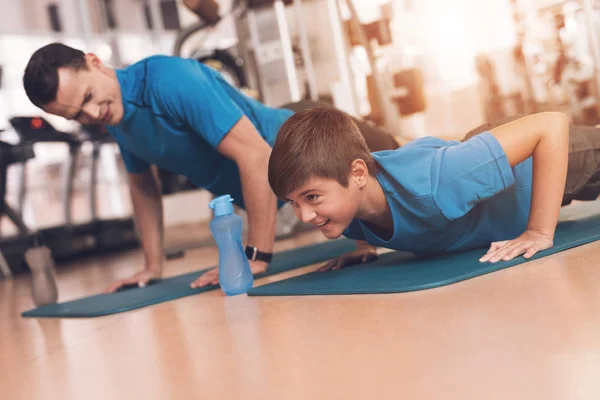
[[104, 280, 123, 294], [489, 242, 520, 262], [488, 241, 507, 253], [318, 260, 336, 272], [331, 257, 346, 270], [523, 246, 537, 259], [362, 252, 378, 263], [503, 242, 532, 260]]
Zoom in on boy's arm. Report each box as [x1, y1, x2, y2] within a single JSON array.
[[105, 167, 164, 293], [479, 112, 569, 262], [190, 116, 278, 287]]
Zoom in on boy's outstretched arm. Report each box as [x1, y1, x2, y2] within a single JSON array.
[[479, 112, 569, 263]]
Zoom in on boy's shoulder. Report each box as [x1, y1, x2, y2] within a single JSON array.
[[372, 136, 458, 166]]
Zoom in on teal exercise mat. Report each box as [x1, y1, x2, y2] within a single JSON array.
[[248, 206, 600, 297], [22, 239, 356, 318]]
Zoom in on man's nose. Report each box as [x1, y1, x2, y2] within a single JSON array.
[[82, 103, 101, 120]]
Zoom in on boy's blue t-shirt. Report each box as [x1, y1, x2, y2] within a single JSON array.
[[106, 55, 293, 209], [343, 132, 533, 254]]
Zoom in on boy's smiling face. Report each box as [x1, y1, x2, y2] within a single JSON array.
[[285, 163, 368, 239], [286, 177, 361, 238]]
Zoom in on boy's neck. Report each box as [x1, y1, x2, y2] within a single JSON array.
[[356, 175, 392, 228]]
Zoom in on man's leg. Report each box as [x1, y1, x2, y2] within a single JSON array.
[[462, 115, 527, 141], [281, 100, 400, 151], [561, 125, 600, 205]]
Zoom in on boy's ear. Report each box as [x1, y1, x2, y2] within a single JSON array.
[[85, 53, 103, 70], [350, 159, 369, 188]]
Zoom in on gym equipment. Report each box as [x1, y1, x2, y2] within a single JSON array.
[[0, 136, 36, 277], [1, 116, 138, 275], [175, 0, 315, 105], [174, 0, 248, 90], [248, 204, 600, 296], [182, 0, 221, 25], [21, 238, 356, 318], [392, 69, 427, 117]]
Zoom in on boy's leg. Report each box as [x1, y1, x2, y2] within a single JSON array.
[[461, 115, 600, 206], [281, 100, 400, 151]]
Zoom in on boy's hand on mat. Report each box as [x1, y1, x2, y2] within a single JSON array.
[[318, 246, 378, 272], [104, 268, 162, 293], [190, 260, 268, 288], [479, 230, 554, 263]]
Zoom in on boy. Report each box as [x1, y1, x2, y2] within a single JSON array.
[[22, 43, 399, 291], [267, 107, 598, 269]]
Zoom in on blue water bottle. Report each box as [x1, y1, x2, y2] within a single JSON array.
[[209, 195, 254, 295]]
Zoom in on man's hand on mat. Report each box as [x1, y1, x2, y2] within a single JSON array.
[[190, 260, 268, 288], [104, 268, 163, 293], [479, 230, 554, 263], [318, 245, 378, 272]]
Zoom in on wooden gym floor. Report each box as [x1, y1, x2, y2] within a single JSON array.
[[2, 216, 600, 400]]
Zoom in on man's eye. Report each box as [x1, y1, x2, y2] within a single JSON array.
[[307, 194, 320, 201]]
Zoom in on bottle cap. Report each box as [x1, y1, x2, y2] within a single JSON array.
[[209, 194, 234, 216]]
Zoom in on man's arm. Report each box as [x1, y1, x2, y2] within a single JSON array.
[[480, 111, 569, 262], [190, 116, 277, 287], [104, 167, 164, 293]]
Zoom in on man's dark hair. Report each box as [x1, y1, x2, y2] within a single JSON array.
[[23, 42, 87, 108]]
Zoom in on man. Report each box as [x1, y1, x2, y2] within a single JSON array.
[[23, 43, 400, 292]]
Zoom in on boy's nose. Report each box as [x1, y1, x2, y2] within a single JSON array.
[[299, 206, 316, 224]]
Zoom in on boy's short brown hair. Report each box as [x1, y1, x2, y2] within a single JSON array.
[[268, 107, 377, 199]]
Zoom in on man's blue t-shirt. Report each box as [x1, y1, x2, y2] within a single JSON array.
[[106, 55, 293, 209], [343, 132, 533, 254]]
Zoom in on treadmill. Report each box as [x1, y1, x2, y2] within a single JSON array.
[[0, 117, 139, 275]]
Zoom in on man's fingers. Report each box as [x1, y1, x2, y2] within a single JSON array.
[[190, 269, 218, 288]]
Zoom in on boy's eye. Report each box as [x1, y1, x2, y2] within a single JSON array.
[[306, 194, 320, 201]]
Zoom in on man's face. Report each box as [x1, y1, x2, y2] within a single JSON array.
[[43, 54, 123, 126], [285, 176, 363, 239]]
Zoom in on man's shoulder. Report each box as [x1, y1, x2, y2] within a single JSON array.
[[142, 56, 214, 96]]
